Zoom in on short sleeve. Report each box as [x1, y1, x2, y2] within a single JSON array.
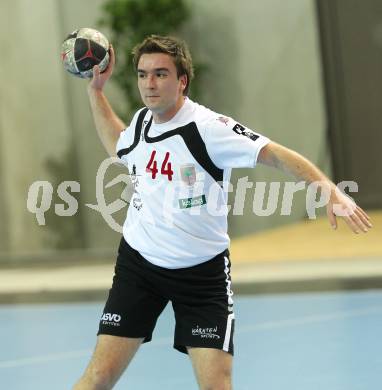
[[204, 115, 270, 169]]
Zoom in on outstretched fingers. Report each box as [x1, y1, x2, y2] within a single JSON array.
[[343, 206, 372, 234], [327, 207, 338, 230], [355, 206, 372, 229], [356, 206, 372, 224]]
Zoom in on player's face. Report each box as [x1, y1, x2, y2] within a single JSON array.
[[137, 53, 187, 123]]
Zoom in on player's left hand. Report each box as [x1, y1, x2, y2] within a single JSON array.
[[326, 187, 372, 233]]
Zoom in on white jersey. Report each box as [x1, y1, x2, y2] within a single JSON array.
[[116, 98, 270, 269]]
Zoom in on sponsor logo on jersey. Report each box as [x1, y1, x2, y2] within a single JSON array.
[[180, 164, 196, 186], [101, 313, 122, 326], [129, 163, 143, 210], [217, 116, 229, 126], [133, 197, 143, 210], [178, 195, 207, 209], [192, 325, 220, 339], [131, 164, 139, 188], [232, 123, 259, 142]]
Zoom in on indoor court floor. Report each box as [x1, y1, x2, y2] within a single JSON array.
[[1, 289, 381, 390]]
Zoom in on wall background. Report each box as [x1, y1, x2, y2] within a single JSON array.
[[0, 0, 327, 263]]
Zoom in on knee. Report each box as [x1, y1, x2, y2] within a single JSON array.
[[201, 383, 231, 390], [73, 366, 116, 390], [201, 372, 232, 390]]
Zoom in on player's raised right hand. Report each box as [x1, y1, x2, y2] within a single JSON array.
[[88, 45, 115, 92]]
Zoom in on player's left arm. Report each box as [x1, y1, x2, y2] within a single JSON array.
[[258, 141, 372, 233]]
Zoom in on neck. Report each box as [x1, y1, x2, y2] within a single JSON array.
[[153, 96, 186, 124]]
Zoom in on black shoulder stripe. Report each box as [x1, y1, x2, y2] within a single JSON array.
[[117, 108, 149, 158], [144, 121, 223, 184]]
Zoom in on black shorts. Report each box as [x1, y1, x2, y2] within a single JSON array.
[[98, 238, 235, 355]]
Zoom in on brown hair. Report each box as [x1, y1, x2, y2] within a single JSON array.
[[132, 35, 194, 95]]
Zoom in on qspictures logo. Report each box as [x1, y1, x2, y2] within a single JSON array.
[[26, 156, 361, 232]]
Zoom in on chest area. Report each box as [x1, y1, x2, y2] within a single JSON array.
[[124, 138, 201, 187]]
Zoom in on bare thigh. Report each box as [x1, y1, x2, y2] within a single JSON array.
[[188, 347, 233, 390], [72, 334, 143, 390]]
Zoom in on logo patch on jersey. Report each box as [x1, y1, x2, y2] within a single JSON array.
[[133, 197, 143, 211], [180, 164, 196, 186], [232, 123, 259, 142], [217, 116, 229, 126], [178, 195, 207, 209]]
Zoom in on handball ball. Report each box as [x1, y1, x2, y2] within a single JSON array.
[[61, 28, 110, 79]]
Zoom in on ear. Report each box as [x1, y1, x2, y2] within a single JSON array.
[[179, 74, 187, 92]]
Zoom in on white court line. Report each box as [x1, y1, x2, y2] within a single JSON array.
[[0, 350, 91, 369], [237, 305, 382, 333], [0, 338, 174, 369], [1, 305, 382, 369]]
